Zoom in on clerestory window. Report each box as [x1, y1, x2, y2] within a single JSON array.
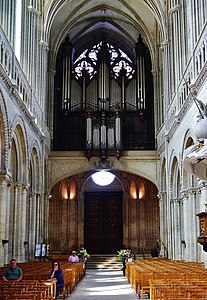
[[73, 42, 135, 81]]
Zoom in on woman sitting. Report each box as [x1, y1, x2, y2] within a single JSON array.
[[49, 261, 64, 299]]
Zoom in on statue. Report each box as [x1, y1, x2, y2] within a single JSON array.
[[183, 81, 207, 180], [183, 140, 207, 180]]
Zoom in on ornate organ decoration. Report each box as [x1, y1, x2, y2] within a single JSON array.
[[53, 35, 155, 159]]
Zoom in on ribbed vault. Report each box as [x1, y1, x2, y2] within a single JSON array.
[[44, 0, 166, 67]]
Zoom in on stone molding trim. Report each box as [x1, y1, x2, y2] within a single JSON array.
[[0, 89, 9, 170], [0, 64, 46, 142]]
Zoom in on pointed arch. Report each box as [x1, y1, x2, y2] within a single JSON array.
[[171, 156, 181, 198], [29, 146, 41, 193]]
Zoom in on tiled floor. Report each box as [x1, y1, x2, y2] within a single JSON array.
[[67, 269, 138, 299]]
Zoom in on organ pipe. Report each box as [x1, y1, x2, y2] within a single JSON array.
[[121, 75, 126, 110], [62, 37, 73, 110], [136, 36, 146, 111], [115, 111, 121, 148], [86, 117, 92, 148], [98, 42, 110, 111], [100, 112, 107, 148], [82, 71, 86, 110]]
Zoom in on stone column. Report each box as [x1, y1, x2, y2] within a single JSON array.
[[43, 194, 49, 244], [29, 193, 36, 260], [168, 199, 173, 259], [0, 173, 10, 266], [36, 194, 40, 242], [151, 69, 160, 132], [39, 40, 49, 123], [13, 183, 21, 259], [4, 180, 11, 265], [78, 192, 84, 248], [180, 190, 189, 260], [123, 194, 129, 248], [160, 39, 170, 115], [174, 198, 182, 260], [158, 192, 166, 257], [189, 188, 198, 261], [19, 184, 28, 261], [170, 199, 176, 259], [47, 68, 56, 134]]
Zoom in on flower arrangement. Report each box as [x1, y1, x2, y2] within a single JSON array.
[[77, 247, 90, 259], [117, 249, 131, 259]]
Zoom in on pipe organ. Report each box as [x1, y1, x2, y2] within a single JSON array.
[[53, 36, 155, 156]]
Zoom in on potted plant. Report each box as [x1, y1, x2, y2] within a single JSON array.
[[77, 247, 90, 259], [117, 249, 131, 259]]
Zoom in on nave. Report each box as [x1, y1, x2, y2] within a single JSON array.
[[68, 269, 138, 300]]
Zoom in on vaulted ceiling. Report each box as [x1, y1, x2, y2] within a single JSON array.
[[44, 0, 167, 67]]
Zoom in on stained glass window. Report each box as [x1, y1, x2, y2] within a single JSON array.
[[73, 42, 135, 81]]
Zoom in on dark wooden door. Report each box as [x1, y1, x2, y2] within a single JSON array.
[[84, 192, 123, 254]]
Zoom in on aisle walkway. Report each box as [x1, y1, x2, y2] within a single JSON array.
[[68, 269, 138, 300]]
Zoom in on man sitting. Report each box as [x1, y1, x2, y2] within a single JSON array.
[[3, 259, 23, 281], [68, 251, 79, 262]]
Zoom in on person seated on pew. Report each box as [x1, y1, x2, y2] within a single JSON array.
[[49, 261, 64, 298], [126, 253, 133, 262], [68, 250, 79, 262], [79, 253, 87, 269], [151, 244, 159, 257], [2, 258, 23, 282]]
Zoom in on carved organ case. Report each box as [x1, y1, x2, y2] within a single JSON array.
[[53, 36, 155, 158]]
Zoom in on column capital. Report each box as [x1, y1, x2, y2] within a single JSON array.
[[198, 180, 207, 190], [39, 40, 49, 51], [160, 40, 169, 52], [151, 68, 160, 76], [0, 171, 12, 185], [188, 188, 198, 195], [27, 6, 41, 17], [173, 197, 182, 204], [157, 191, 166, 200], [180, 189, 189, 199], [48, 69, 56, 76], [169, 5, 182, 15]]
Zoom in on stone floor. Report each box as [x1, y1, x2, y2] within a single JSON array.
[[66, 269, 139, 300]]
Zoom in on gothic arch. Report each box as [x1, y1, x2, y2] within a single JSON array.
[[161, 157, 166, 192], [48, 170, 159, 253], [9, 123, 27, 183], [29, 147, 41, 193], [48, 162, 159, 195], [170, 156, 181, 199], [182, 133, 196, 190], [46, 0, 164, 71], [7, 124, 28, 259]]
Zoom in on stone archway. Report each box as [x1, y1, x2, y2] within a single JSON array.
[[48, 170, 160, 255]]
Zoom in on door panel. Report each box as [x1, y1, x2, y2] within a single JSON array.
[[84, 192, 123, 254]]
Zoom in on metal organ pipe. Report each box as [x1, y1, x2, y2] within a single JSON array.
[[115, 112, 121, 147], [136, 36, 146, 111], [121, 75, 125, 110], [62, 37, 72, 111], [99, 62, 104, 108], [101, 124, 106, 148], [100, 112, 107, 148], [86, 117, 92, 148], [98, 60, 109, 110], [82, 73, 86, 110]]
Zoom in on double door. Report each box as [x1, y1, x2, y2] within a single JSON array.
[[84, 191, 123, 254]]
